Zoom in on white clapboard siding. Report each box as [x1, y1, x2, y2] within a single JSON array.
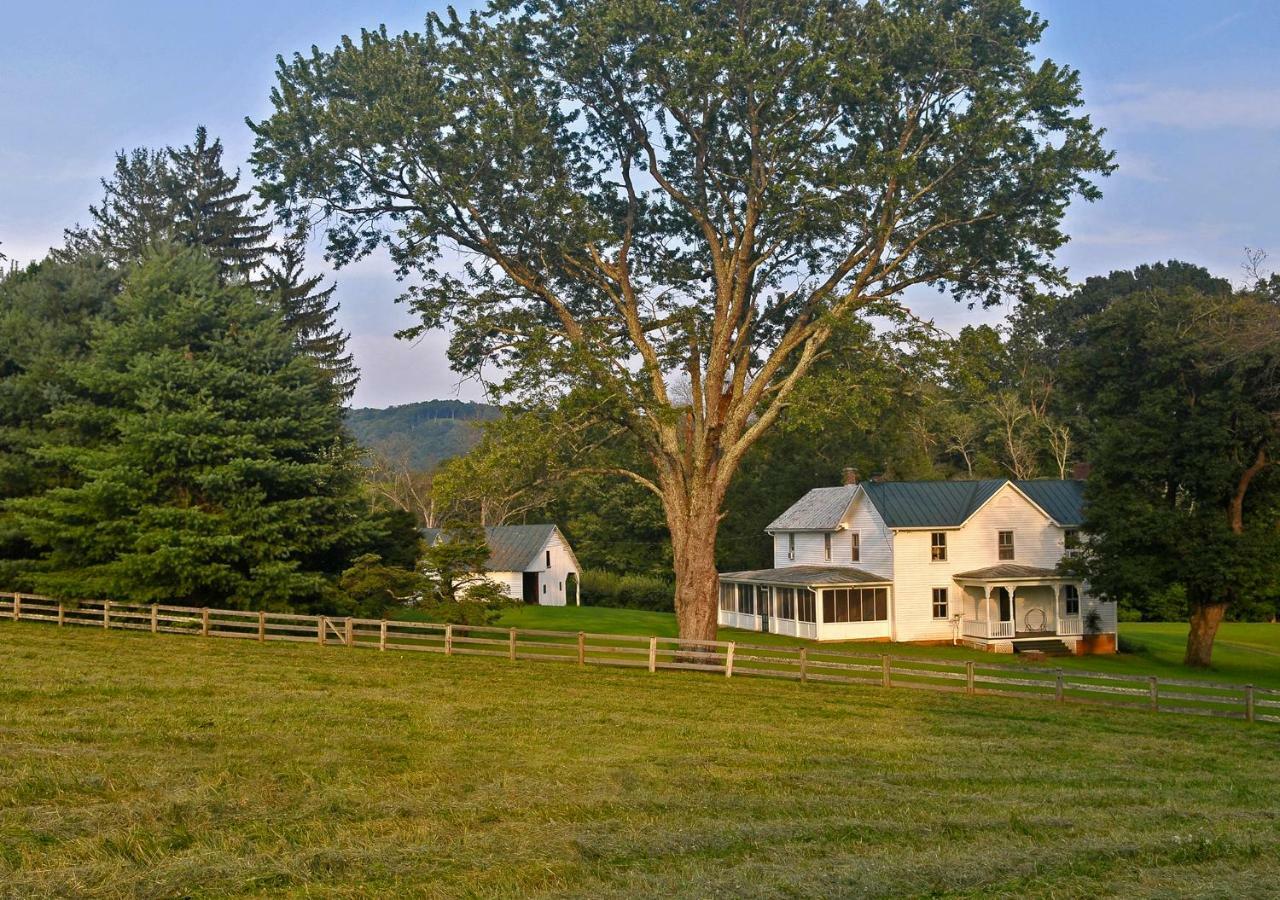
[[844, 490, 894, 578]]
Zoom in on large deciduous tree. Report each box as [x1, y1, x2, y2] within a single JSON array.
[[1063, 274, 1280, 667], [250, 0, 1111, 639]]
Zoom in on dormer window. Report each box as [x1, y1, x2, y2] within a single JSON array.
[[823, 533, 832, 561], [998, 531, 1015, 560], [930, 532, 947, 561], [850, 532, 860, 562]]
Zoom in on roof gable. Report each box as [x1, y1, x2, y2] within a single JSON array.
[[422, 524, 563, 572], [766, 485, 858, 531]]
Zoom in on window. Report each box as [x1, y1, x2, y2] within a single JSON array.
[[824, 533, 832, 560], [776, 587, 796, 620], [787, 533, 796, 559], [1064, 584, 1080, 616], [850, 532, 860, 562], [932, 588, 949, 619], [821, 587, 889, 623], [998, 531, 1015, 560], [719, 583, 735, 611], [757, 585, 772, 617], [542, 584, 547, 594], [1064, 529, 1080, 555], [931, 532, 947, 561], [546, 550, 551, 567], [737, 584, 755, 615], [797, 589, 817, 623]]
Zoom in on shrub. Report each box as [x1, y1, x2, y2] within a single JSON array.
[[580, 569, 675, 613]]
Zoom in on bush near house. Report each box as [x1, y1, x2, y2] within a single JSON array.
[[580, 569, 675, 612]]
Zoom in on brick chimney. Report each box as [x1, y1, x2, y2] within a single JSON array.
[[842, 467, 860, 486], [1071, 462, 1093, 481]]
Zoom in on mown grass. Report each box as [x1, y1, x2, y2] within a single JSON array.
[[1, 622, 1278, 898], [492, 605, 1280, 689]]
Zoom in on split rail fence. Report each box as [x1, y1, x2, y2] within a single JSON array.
[[2, 592, 1276, 725]]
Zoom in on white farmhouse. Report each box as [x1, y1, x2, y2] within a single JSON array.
[[717, 473, 1117, 654], [423, 524, 582, 606]]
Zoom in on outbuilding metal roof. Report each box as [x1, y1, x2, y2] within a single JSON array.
[[718, 565, 891, 586], [766, 478, 1085, 532], [421, 524, 562, 573]]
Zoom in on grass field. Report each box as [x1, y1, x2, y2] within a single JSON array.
[[2, 622, 1278, 897], [489, 605, 1280, 689]]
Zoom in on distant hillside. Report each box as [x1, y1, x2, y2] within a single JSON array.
[[345, 400, 500, 470]]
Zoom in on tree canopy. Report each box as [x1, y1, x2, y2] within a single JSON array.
[[253, 0, 1111, 639]]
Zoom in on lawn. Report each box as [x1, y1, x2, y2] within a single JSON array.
[[492, 605, 1280, 689], [1, 622, 1278, 897]]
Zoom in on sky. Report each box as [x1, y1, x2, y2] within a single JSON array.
[[3, 1, 1278, 409]]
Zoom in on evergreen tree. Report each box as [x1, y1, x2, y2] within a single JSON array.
[[77, 148, 174, 266], [165, 127, 273, 281], [260, 225, 357, 400], [7, 247, 370, 610], [0, 253, 121, 588]]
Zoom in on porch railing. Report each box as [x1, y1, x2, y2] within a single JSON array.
[[1058, 615, 1083, 636], [961, 619, 1015, 639]]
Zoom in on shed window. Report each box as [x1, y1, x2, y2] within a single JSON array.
[[546, 550, 551, 567], [821, 587, 888, 623], [998, 531, 1015, 560], [824, 533, 832, 560], [932, 588, 949, 619], [1064, 585, 1080, 616], [931, 532, 947, 561], [850, 532, 860, 562]]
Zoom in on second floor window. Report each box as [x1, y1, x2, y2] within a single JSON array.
[[998, 531, 1015, 560], [824, 533, 832, 560], [788, 533, 796, 557], [1064, 529, 1080, 551], [931, 532, 947, 561], [850, 532, 860, 562]]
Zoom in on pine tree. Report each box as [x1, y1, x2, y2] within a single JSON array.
[[166, 126, 273, 281], [79, 148, 174, 266], [7, 247, 370, 609], [260, 225, 358, 400]]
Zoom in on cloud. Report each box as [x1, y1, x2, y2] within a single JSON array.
[[1093, 85, 1280, 131]]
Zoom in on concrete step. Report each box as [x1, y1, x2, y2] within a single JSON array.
[[1013, 638, 1073, 657]]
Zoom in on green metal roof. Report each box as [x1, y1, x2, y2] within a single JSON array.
[[1013, 479, 1085, 527]]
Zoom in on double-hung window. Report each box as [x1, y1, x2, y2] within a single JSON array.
[[1064, 584, 1080, 616], [998, 531, 1015, 560], [930, 532, 947, 561], [850, 532, 860, 562], [824, 533, 832, 561], [932, 588, 949, 619]]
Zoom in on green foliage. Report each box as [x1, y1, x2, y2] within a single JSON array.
[[579, 569, 675, 613], [336, 553, 424, 618], [345, 400, 498, 471], [6, 248, 372, 610], [1061, 267, 1280, 644], [420, 522, 511, 605]]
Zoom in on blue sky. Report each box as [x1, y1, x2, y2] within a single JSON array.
[[3, 1, 1278, 408]]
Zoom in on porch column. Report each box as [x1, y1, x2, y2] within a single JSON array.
[[984, 586, 993, 638], [1003, 585, 1014, 633]]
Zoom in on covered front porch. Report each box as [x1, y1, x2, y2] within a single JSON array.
[[717, 565, 893, 642], [953, 564, 1084, 646]]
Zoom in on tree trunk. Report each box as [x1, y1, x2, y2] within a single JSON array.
[[669, 501, 722, 644], [1184, 602, 1227, 667]]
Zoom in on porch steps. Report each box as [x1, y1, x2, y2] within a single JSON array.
[[1012, 638, 1074, 657]]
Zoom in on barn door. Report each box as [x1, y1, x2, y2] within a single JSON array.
[[522, 572, 539, 604]]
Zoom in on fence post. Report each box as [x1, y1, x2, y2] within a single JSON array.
[[317, 617, 325, 645], [445, 623, 453, 656], [881, 654, 891, 688], [380, 619, 388, 651], [648, 636, 657, 673], [58, 601, 65, 628], [508, 627, 517, 662], [12, 592, 20, 621], [258, 610, 266, 642], [1055, 670, 1065, 703], [725, 642, 735, 678], [103, 601, 111, 629], [577, 631, 586, 666], [1148, 676, 1159, 713], [799, 647, 808, 684], [201, 607, 210, 637], [151, 605, 158, 634], [345, 617, 354, 648], [965, 661, 975, 696], [1245, 685, 1255, 723]]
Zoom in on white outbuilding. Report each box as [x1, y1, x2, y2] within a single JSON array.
[[423, 524, 582, 606]]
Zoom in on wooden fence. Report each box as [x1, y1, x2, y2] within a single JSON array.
[[2, 591, 1276, 725]]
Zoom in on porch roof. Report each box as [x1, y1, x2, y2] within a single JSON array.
[[953, 564, 1064, 582], [719, 565, 891, 587]]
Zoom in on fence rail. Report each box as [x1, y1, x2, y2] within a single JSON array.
[[2, 591, 1275, 725]]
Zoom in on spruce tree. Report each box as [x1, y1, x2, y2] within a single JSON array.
[[260, 225, 358, 400], [78, 148, 174, 266], [7, 247, 369, 609], [166, 126, 273, 281]]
